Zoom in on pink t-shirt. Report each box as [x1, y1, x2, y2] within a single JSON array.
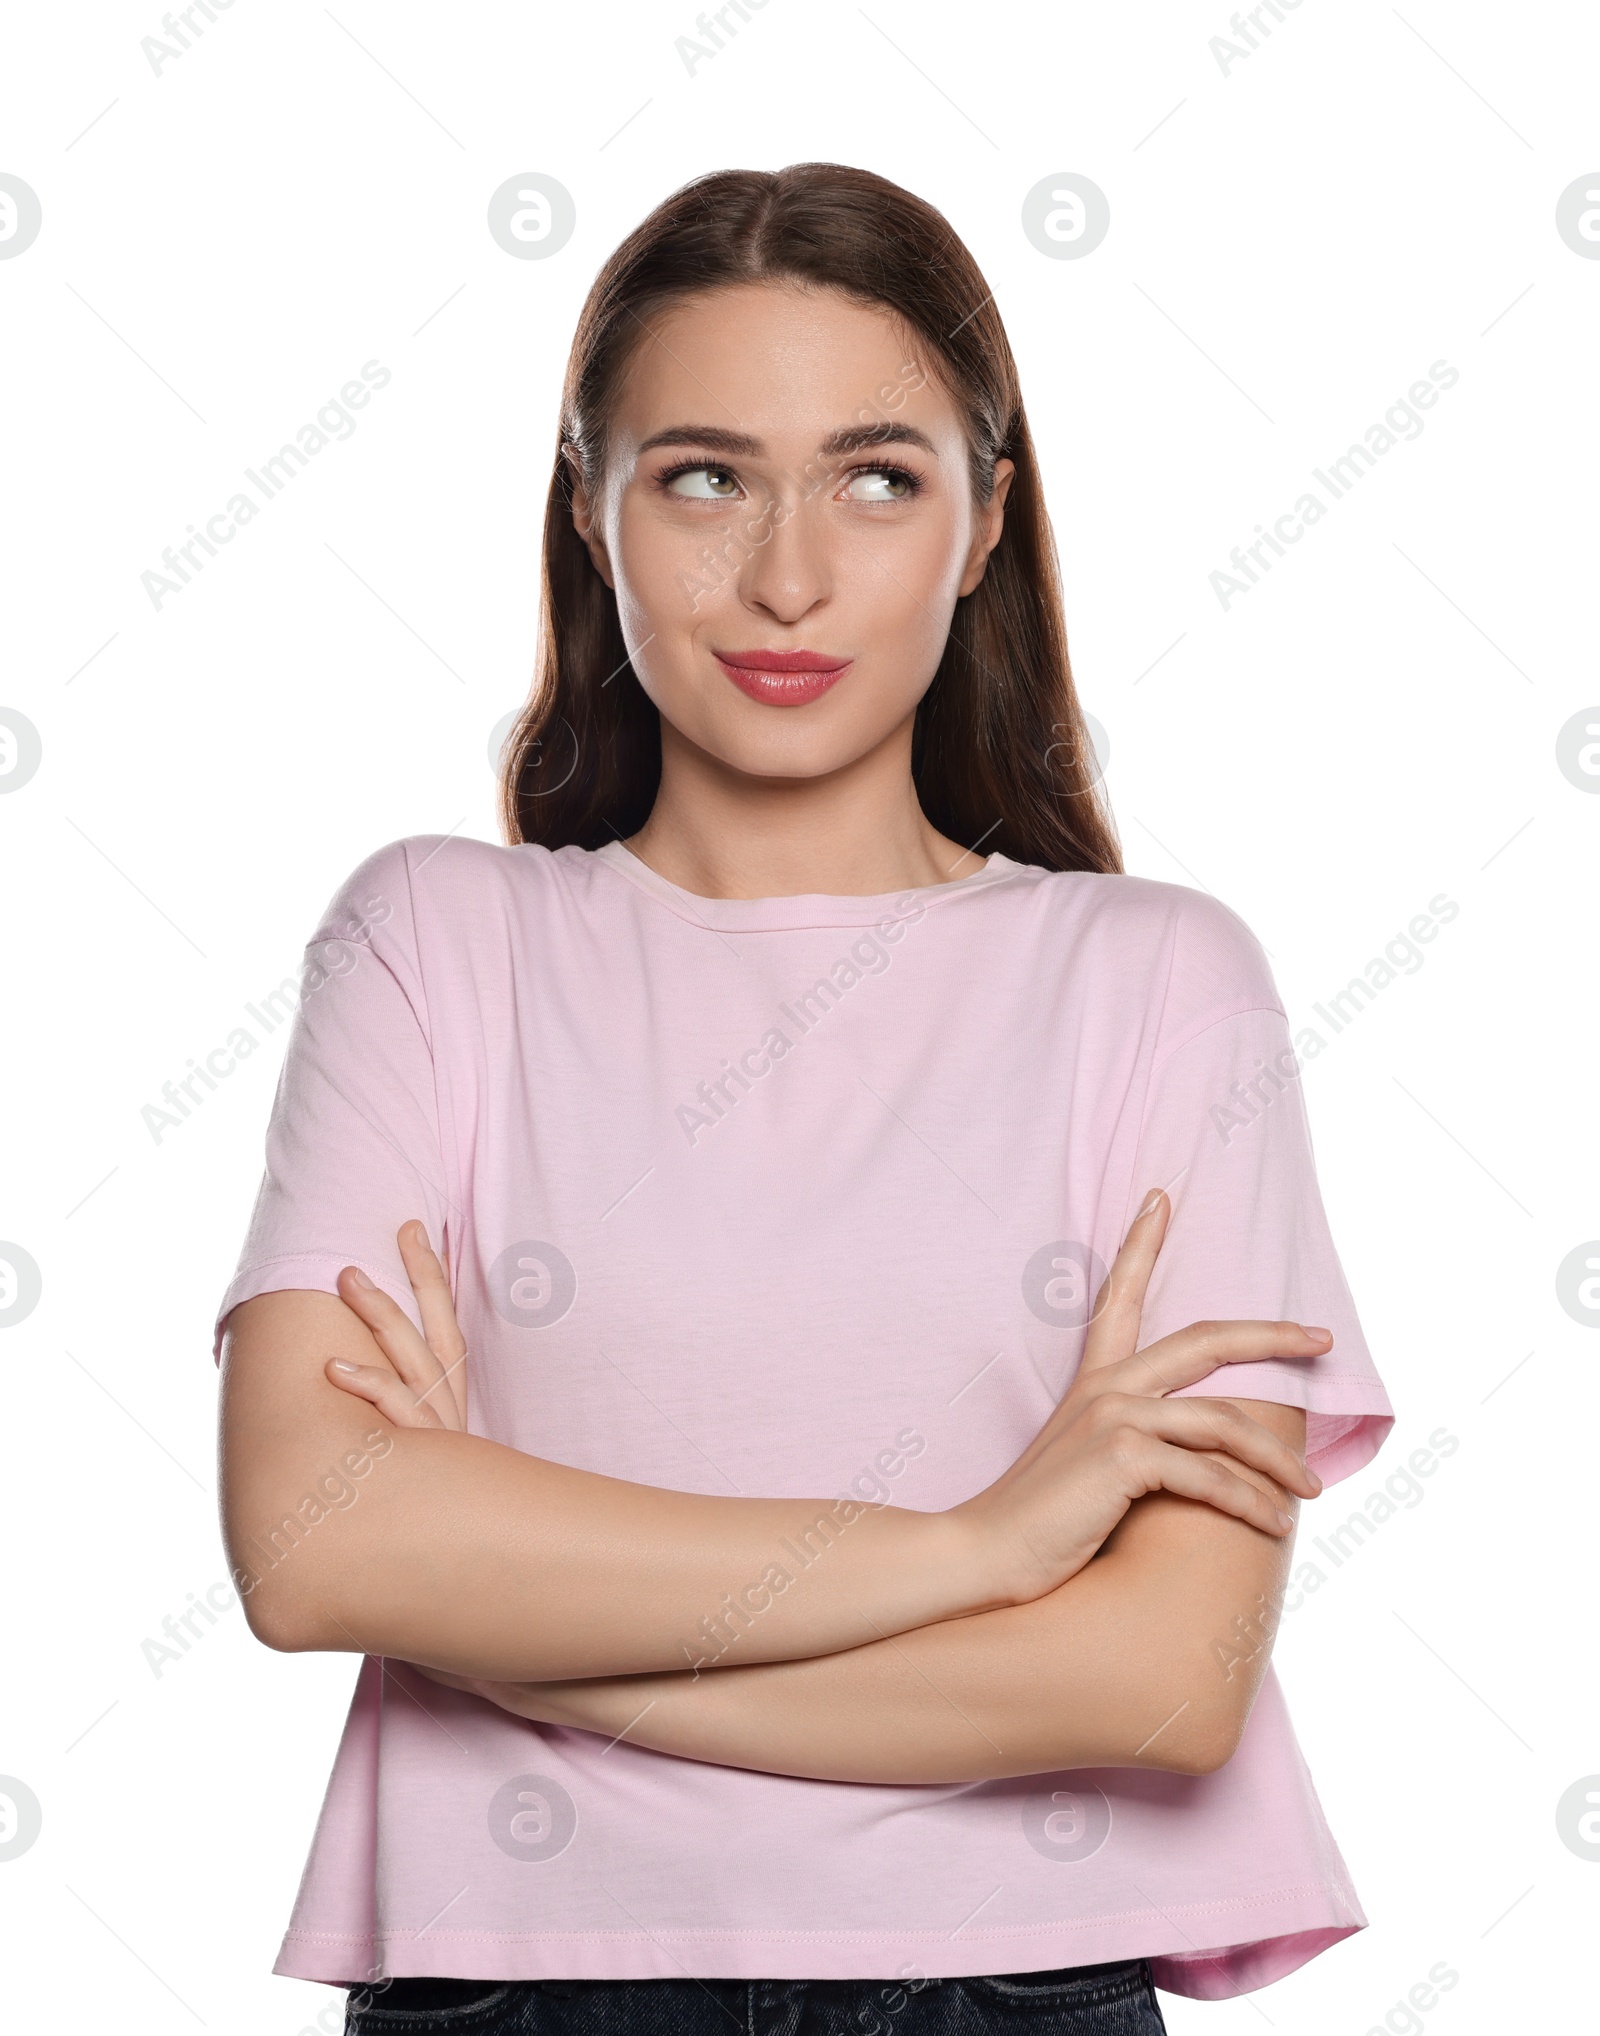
[[214, 833, 1393, 1999]]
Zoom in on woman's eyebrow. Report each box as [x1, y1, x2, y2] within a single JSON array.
[[822, 423, 938, 458], [635, 425, 760, 457], [634, 423, 939, 459]]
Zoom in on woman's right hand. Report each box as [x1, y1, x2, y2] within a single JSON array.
[[952, 1187, 1328, 1607]]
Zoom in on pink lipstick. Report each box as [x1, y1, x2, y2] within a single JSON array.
[[714, 648, 853, 707]]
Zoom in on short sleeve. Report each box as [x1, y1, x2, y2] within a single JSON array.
[[1125, 909, 1394, 1486], [211, 838, 455, 1363]]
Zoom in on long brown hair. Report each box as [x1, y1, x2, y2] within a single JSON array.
[[498, 162, 1122, 877]]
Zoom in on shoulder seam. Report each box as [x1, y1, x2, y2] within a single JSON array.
[[1150, 1002, 1289, 1076], [395, 840, 458, 1248]]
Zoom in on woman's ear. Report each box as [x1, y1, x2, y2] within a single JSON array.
[[564, 444, 616, 590], [957, 456, 1015, 598]]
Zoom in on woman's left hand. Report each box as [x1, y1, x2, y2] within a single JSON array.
[[325, 1228, 685, 1736], [324, 1220, 468, 1430], [325, 1229, 586, 1721]]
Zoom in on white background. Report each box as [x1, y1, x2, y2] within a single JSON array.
[[2, 1, 1596, 2030]]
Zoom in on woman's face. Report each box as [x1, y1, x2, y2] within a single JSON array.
[[569, 281, 1012, 783]]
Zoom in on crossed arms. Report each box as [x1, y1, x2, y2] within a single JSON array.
[[217, 1192, 1318, 1783]]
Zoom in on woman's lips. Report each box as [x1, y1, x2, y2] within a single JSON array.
[[714, 650, 853, 707]]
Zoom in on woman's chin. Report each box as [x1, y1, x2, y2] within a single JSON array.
[[650, 688, 922, 789], [661, 712, 881, 787]]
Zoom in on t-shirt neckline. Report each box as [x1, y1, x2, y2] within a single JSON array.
[[590, 838, 1024, 931]]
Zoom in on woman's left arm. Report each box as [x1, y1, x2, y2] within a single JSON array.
[[421, 1399, 1305, 1785]]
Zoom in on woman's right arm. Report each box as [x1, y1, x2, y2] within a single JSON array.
[[218, 1192, 1323, 1682], [219, 1283, 1003, 1680]]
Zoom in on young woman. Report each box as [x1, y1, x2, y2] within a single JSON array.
[[215, 164, 1393, 2035]]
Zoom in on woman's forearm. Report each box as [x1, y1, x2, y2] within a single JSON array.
[[224, 1259, 1311, 1689], [220, 1291, 1003, 1680], [271, 1431, 995, 1681], [454, 1473, 1298, 1783]]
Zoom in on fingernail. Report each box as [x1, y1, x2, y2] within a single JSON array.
[[1138, 1189, 1162, 1218], [348, 1267, 376, 1290], [329, 1359, 358, 1375], [1276, 1510, 1294, 1531], [1306, 1466, 1322, 1492], [1301, 1324, 1331, 1339]]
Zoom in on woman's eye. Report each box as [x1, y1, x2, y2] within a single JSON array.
[[665, 465, 741, 499], [842, 467, 916, 502]]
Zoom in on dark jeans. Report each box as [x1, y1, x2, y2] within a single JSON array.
[[342, 1961, 1167, 2033]]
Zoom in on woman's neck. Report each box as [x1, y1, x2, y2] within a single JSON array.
[[623, 718, 983, 900]]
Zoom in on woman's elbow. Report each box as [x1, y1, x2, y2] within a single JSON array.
[[235, 1566, 326, 1654], [1164, 1722, 1244, 1777], [1156, 1687, 1257, 1777], [225, 1517, 348, 1653]]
